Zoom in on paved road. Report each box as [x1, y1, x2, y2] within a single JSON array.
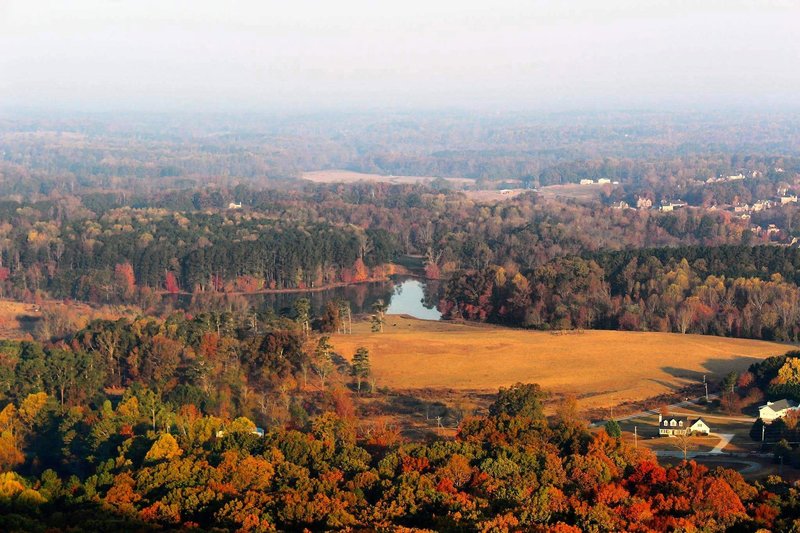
[[590, 393, 721, 428], [709, 433, 734, 454], [654, 451, 763, 474], [668, 412, 755, 423]]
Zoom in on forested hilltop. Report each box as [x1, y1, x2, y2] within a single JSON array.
[[0, 306, 797, 531]]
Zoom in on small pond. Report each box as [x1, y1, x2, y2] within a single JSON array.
[[167, 276, 442, 320]]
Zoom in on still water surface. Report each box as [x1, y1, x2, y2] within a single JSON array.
[[170, 277, 442, 320]]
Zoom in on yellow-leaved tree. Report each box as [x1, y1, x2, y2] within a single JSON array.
[[144, 434, 183, 462]]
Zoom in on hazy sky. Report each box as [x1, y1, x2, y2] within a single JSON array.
[[1, 0, 798, 112]]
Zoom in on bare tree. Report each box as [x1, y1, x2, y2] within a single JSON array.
[[672, 432, 694, 462], [676, 303, 694, 334]]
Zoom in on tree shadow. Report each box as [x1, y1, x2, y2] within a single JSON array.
[[647, 377, 688, 392], [0, 499, 156, 532], [16, 313, 41, 334], [661, 355, 767, 387], [331, 353, 350, 373]]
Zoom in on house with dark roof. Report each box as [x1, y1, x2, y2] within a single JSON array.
[[758, 399, 799, 423], [658, 414, 710, 436]]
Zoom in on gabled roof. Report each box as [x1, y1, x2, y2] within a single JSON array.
[[762, 399, 798, 412]]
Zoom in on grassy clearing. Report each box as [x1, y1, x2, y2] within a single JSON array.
[[331, 316, 789, 409], [302, 169, 473, 186], [0, 299, 136, 340], [537, 183, 609, 201]]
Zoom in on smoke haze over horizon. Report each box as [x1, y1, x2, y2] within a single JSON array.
[[1, 0, 799, 113]]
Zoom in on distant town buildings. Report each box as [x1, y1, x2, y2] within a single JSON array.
[[706, 172, 749, 184], [659, 200, 687, 212]]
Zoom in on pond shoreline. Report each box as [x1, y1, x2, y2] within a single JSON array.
[[158, 275, 401, 297], [164, 276, 443, 321]]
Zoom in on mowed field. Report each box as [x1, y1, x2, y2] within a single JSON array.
[[303, 169, 474, 186], [537, 183, 610, 201], [331, 316, 789, 409]]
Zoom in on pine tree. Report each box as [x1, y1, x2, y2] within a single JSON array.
[[351, 347, 371, 394]]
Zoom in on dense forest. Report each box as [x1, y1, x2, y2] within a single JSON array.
[[442, 245, 800, 340], [1, 318, 799, 532], [0, 181, 770, 306]]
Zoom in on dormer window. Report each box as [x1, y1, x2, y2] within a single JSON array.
[[678, 421, 683, 427], [670, 420, 676, 427], [663, 421, 668, 426]]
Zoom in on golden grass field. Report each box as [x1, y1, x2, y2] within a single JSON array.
[[302, 169, 473, 186], [331, 316, 790, 409], [0, 300, 41, 339]]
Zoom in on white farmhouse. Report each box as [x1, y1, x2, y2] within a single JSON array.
[[758, 399, 799, 423], [658, 414, 710, 436]]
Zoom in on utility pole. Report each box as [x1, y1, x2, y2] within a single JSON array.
[[703, 375, 709, 402], [762, 424, 766, 442], [634, 426, 638, 449]]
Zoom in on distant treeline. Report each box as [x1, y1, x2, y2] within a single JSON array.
[[3, 112, 800, 196], [442, 245, 800, 341], [588, 245, 800, 286], [0, 208, 399, 302]]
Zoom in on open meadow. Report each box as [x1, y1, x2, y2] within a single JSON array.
[[536, 182, 610, 201], [302, 169, 473, 186], [331, 316, 790, 410]]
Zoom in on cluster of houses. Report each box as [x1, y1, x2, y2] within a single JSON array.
[[705, 172, 750, 184], [578, 178, 618, 185]]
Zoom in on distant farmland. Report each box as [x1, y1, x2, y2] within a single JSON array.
[[302, 169, 473, 186], [331, 316, 789, 409]]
